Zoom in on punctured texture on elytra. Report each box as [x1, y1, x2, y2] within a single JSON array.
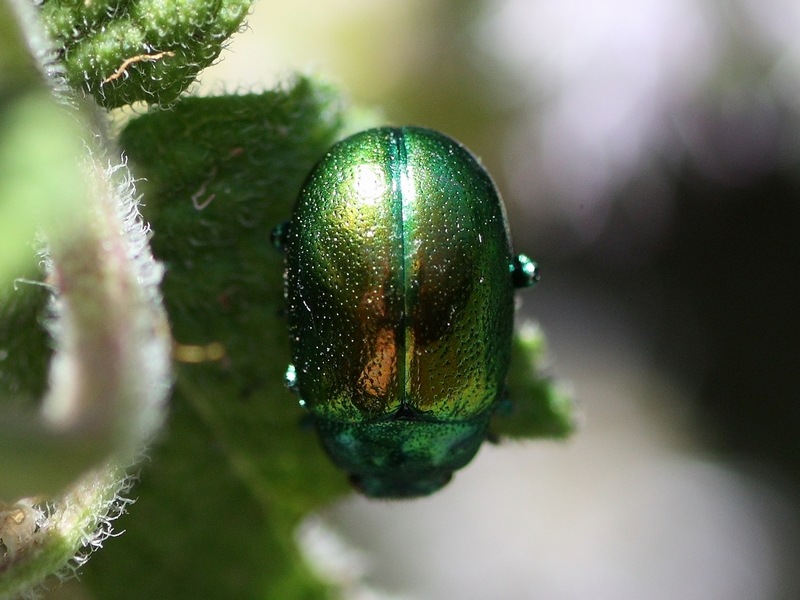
[[284, 127, 520, 496]]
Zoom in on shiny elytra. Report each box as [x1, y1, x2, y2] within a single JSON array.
[[277, 127, 537, 498]]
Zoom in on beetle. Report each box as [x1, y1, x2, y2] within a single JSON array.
[[274, 126, 538, 498]]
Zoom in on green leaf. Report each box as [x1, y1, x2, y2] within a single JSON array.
[[492, 323, 576, 439], [79, 77, 573, 598], [83, 78, 353, 600], [38, 0, 253, 108], [0, 0, 43, 91]]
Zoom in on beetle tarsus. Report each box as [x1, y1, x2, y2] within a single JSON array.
[[511, 254, 540, 288], [270, 221, 290, 252]]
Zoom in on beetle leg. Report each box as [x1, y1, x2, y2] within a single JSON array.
[[511, 254, 540, 288], [284, 363, 299, 394], [270, 221, 290, 252]]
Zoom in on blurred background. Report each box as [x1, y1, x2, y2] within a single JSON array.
[[202, 1, 800, 598]]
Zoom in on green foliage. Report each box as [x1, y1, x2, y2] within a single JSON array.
[[1, 4, 171, 596], [83, 81, 353, 599], [0, 92, 85, 303], [38, 0, 253, 107], [78, 81, 573, 598], [1, 0, 574, 595], [493, 324, 575, 439], [0, 269, 50, 406]]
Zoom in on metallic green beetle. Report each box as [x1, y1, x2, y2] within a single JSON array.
[[277, 127, 538, 498]]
